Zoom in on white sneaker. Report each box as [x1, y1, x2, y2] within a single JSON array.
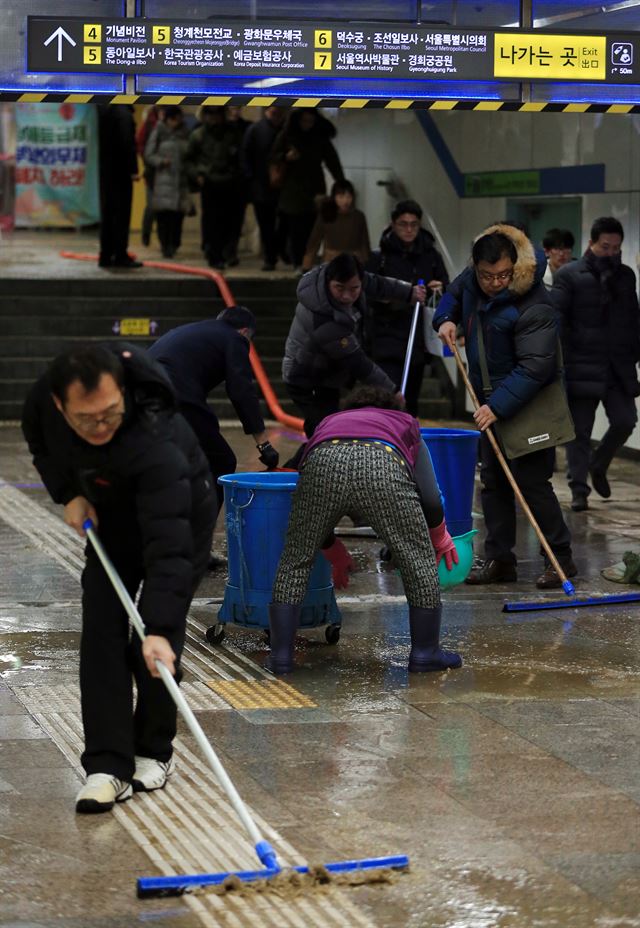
[[132, 755, 175, 792], [75, 774, 132, 814]]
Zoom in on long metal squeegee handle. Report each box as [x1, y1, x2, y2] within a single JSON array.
[[400, 278, 424, 397], [449, 347, 575, 598], [82, 518, 281, 871]]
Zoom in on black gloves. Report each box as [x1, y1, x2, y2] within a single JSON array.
[[257, 440, 279, 470]]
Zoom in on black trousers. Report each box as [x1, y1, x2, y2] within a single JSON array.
[[566, 384, 637, 497], [141, 178, 155, 244], [156, 210, 184, 257], [200, 181, 234, 264], [479, 433, 572, 565], [279, 210, 316, 267], [179, 402, 237, 509], [376, 357, 425, 417], [253, 199, 280, 266], [286, 383, 341, 439], [225, 181, 247, 261], [99, 173, 133, 263], [79, 513, 213, 781]]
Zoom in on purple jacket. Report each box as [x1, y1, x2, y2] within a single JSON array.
[[301, 407, 423, 470]]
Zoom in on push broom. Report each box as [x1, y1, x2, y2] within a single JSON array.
[[83, 519, 409, 898], [451, 346, 640, 613]]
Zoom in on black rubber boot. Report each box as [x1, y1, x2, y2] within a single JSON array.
[[408, 605, 462, 673], [265, 603, 300, 674]]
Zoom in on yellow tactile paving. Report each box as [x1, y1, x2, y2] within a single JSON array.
[[207, 678, 318, 710]]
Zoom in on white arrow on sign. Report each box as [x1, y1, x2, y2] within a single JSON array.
[[43, 26, 76, 62]]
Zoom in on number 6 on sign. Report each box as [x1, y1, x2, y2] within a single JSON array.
[[152, 25, 171, 44], [315, 30, 332, 48]]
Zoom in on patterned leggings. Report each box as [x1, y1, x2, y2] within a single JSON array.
[[273, 442, 441, 608]]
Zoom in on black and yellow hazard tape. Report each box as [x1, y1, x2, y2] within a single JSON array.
[[207, 678, 318, 710], [3, 91, 639, 114]]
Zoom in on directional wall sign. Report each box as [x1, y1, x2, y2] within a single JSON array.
[[26, 18, 640, 86]]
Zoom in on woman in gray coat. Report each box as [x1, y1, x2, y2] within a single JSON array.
[[144, 106, 190, 259]]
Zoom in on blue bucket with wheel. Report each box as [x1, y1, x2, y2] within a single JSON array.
[[217, 472, 341, 631], [420, 428, 480, 536]]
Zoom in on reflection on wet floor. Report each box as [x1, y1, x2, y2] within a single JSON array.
[[1, 423, 639, 928]]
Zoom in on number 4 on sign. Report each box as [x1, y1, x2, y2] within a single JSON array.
[[44, 26, 76, 62]]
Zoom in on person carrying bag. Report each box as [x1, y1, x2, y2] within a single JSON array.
[[434, 223, 577, 590], [476, 322, 574, 459]]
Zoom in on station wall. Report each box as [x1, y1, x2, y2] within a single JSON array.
[[333, 107, 640, 450]]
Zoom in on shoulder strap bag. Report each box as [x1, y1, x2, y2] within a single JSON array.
[[476, 319, 575, 459]]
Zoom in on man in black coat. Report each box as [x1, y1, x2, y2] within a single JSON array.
[[283, 253, 425, 438], [148, 306, 279, 509], [552, 217, 640, 511], [366, 200, 449, 416], [22, 344, 217, 813], [241, 106, 285, 271]]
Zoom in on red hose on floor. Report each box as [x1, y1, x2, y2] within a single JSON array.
[[60, 251, 304, 432]]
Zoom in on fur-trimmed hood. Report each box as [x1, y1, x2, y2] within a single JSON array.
[[473, 223, 545, 297]]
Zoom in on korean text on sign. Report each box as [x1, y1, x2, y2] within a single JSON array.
[[494, 33, 606, 80]]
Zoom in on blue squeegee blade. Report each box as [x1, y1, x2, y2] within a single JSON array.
[[503, 592, 640, 613], [137, 855, 409, 898]]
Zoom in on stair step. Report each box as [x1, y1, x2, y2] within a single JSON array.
[[0, 316, 292, 340], [0, 273, 452, 421], [0, 276, 299, 300]]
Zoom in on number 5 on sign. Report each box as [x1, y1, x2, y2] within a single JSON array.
[[315, 30, 332, 48], [152, 25, 171, 44], [84, 46, 101, 64]]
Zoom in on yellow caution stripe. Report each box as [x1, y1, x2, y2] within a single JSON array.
[[4, 92, 639, 114], [207, 678, 318, 710]]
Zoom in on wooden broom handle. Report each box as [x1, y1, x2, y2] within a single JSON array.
[[451, 343, 568, 583]]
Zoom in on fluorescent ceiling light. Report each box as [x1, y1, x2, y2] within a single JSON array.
[[243, 77, 303, 88]]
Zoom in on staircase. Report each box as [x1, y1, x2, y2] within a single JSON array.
[[0, 273, 454, 421]]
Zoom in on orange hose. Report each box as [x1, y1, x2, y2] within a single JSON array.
[[60, 251, 304, 432]]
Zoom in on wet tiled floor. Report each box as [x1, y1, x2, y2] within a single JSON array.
[[0, 232, 639, 927], [1, 414, 639, 928]]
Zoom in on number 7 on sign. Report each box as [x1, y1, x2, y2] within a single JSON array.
[[314, 29, 332, 70]]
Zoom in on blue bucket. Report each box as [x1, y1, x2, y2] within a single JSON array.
[[217, 472, 341, 631], [420, 428, 480, 536]]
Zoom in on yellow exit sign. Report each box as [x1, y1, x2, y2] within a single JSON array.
[[494, 33, 606, 80]]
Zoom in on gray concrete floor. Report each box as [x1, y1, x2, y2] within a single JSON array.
[[1, 420, 639, 928], [0, 222, 294, 279], [0, 231, 639, 926]]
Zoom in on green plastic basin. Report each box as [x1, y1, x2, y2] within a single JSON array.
[[438, 529, 478, 590]]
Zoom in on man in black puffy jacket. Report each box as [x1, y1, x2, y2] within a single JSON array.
[[22, 345, 217, 814], [367, 199, 449, 415], [282, 252, 425, 438], [552, 217, 640, 511]]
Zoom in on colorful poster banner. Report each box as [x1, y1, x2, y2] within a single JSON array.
[[15, 102, 99, 227]]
